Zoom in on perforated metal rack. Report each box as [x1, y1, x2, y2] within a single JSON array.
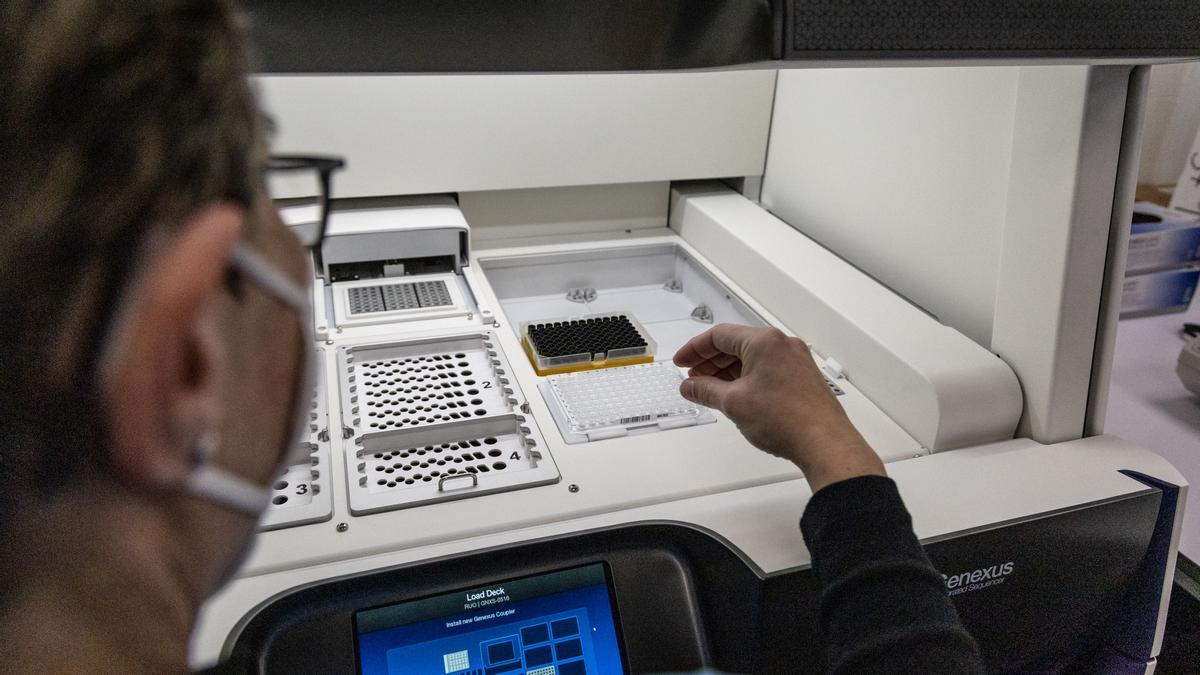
[[340, 334, 520, 433], [348, 415, 555, 514], [260, 347, 335, 531], [338, 333, 558, 514]]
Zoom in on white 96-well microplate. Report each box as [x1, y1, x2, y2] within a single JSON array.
[[539, 362, 716, 443]]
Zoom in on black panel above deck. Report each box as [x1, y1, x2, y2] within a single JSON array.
[[243, 0, 1200, 74]]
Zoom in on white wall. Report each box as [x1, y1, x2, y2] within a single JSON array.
[[1139, 63, 1200, 187]]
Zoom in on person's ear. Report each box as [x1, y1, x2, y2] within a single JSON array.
[[99, 204, 245, 491]]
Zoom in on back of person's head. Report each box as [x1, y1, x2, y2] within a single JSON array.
[[0, 0, 262, 545]]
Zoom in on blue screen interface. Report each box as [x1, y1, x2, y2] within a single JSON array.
[[355, 563, 626, 675]]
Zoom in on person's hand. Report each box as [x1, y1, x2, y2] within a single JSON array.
[[674, 324, 885, 492]]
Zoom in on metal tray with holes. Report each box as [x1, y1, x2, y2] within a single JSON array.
[[336, 333, 559, 513], [344, 415, 558, 514], [260, 347, 335, 531], [338, 333, 522, 437]]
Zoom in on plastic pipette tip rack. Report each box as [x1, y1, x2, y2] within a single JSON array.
[[530, 315, 646, 357], [521, 313, 655, 376]]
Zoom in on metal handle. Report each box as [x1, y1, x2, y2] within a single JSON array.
[[438, 473, 479, 492]]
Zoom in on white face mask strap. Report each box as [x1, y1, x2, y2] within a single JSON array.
[[229, 241, 319, 468], [229, 244, 309, 313], [186, 431, 272, 517], [183, 244, 316, 518]]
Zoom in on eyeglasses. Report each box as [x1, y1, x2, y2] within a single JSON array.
[[266, 154, 346, 252]]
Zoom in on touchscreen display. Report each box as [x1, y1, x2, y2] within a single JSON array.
[[355, 563, 626, 675]]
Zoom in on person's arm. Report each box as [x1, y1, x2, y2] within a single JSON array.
[[674, 325, 984, 673], [802, 475, 983, 673]]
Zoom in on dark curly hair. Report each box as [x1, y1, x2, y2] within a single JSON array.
[[0, 0, 263, 532]]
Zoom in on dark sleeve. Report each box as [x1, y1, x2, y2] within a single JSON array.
[[800, 475, 985, 674]]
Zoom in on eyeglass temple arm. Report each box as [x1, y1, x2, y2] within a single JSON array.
[[266, 154, 345, 275], [313, 170, 335, 273], [268, 155, 346, 173]]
